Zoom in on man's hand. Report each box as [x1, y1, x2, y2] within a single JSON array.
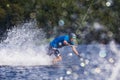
[[77, 54, 82, 58], [77, 54, 85, 62]]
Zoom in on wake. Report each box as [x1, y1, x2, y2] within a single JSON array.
[[0, 22, 52, 66]]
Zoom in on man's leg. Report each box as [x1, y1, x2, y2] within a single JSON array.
[[53, 55, 62, 64], [47, 46, 54, 56], [53, 50, 62, 64]]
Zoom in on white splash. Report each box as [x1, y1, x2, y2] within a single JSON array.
[[108, 40, 120, 80], [0, 22, 53, 66]]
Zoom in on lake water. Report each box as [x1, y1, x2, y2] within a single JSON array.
[[0, 22, 120, 80], [0, 44, 120, 80]]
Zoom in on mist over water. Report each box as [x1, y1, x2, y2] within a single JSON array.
[[0, 22, 52, 66]]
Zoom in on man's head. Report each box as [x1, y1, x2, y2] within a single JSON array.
[[69, 33, 76, 39], [69, 33, 77, 44]]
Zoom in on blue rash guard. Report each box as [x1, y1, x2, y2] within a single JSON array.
[[50, 35, 74, 48]]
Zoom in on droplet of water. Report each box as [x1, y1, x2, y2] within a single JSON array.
[[6, 4, 10, 7], [72, 65, 80, 71], [59, 76, 64, 80], [68, 53, 73, 56], [58, 20, 65, 26], [85, 59, 89, 65], [94, 67, 101, 73], [84, 71, 88, 75], [66, 69, 72, 75], [106, 1, 111, 7], [99, 50, 107, 58], [79, 57, 84, 61], [80, 62, 85, 67], [72, 73, 79, 79], [109, 58, 114, 63]]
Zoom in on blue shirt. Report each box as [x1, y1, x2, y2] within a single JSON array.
[[50, 35, 74, 48]]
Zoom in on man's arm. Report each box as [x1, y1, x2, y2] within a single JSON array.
[[63, 40, 71, 46], [71, 46, 79, 55], [63, 40, 81, 58], [71, 45, 82, 58], [63, 40, 79, 55]]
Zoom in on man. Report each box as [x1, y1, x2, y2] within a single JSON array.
[[48, 33, 81, 64]]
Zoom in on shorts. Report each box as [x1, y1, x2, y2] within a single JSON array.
[[48, 46, 61, 57]]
